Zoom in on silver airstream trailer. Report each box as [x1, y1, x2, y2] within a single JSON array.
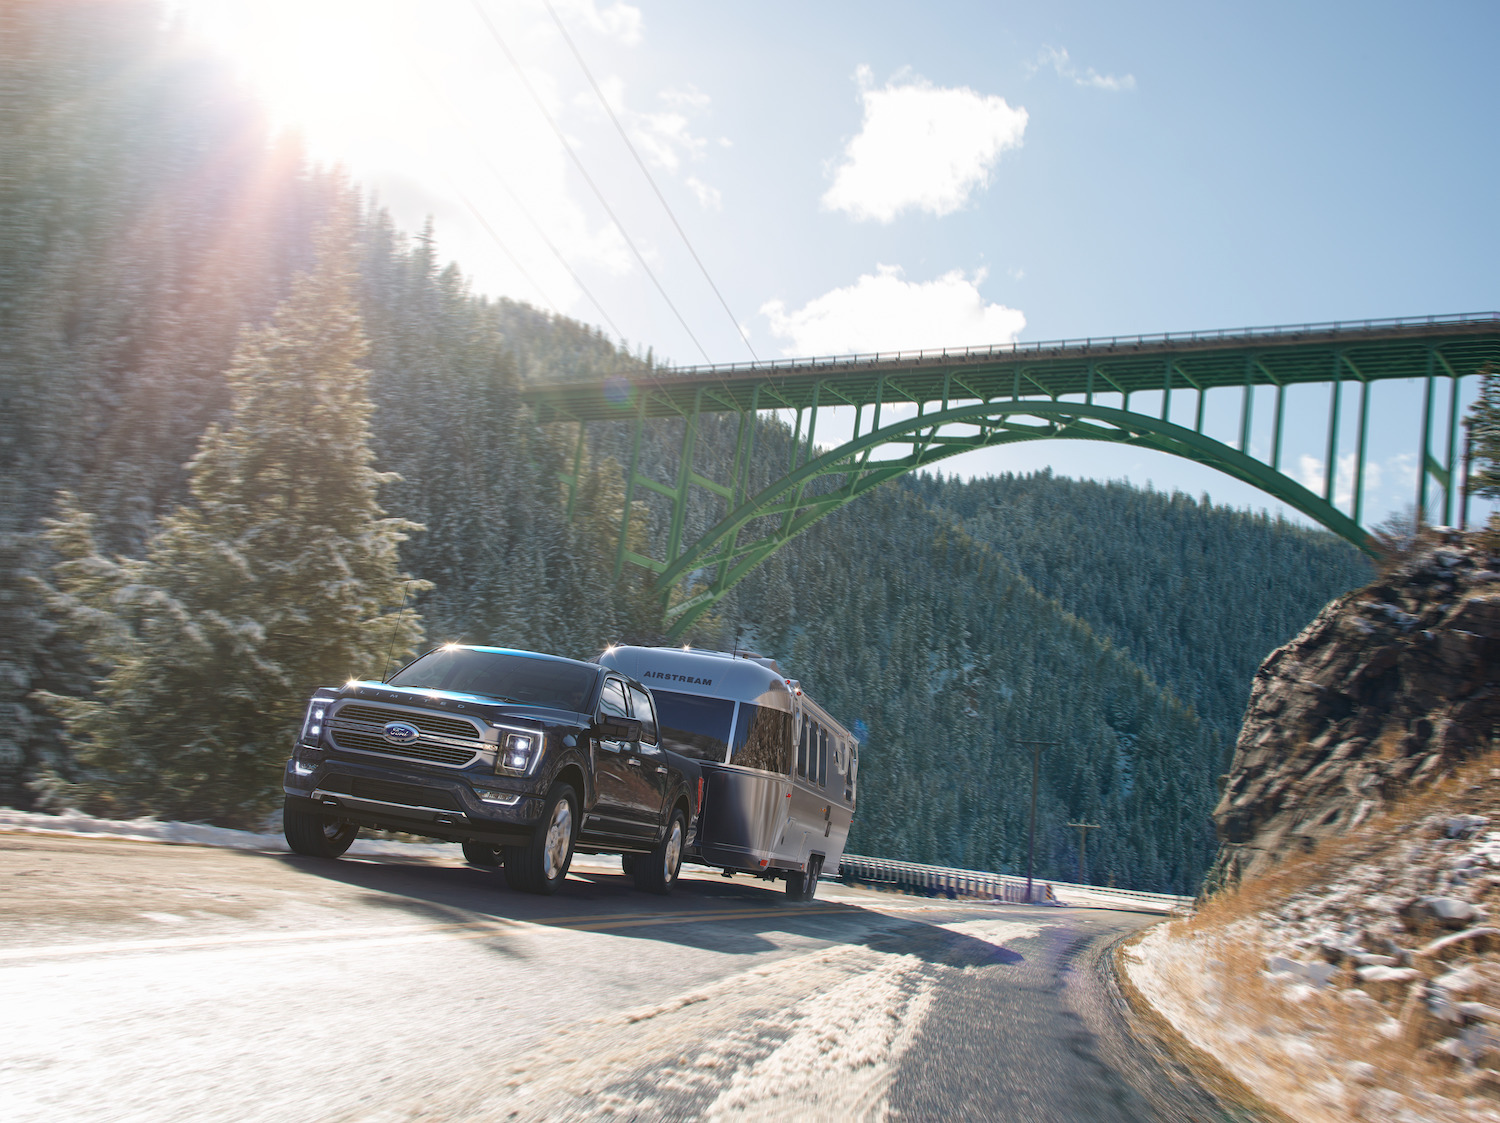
[[597, 646, 857, 899]]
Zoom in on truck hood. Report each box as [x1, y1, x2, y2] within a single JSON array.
[[336, 680, 587, 729]]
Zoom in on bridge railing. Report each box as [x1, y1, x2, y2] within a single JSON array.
[[837, 853, 1194, 911], [657, 310, 1500, 378]]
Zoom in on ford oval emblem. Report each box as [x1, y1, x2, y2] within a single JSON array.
[[382, 721, 420, 746]]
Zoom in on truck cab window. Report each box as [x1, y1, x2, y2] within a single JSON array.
[[599, 678, 629, 719], [627, 685, 658, 745]]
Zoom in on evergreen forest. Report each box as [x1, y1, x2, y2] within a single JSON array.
[[1, 2, 1373, 893]]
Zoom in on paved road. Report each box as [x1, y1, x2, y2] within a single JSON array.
[[0, 833, 1242, 1121]]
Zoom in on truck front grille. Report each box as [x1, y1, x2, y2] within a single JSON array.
[[329, 728, 477, 766], [328, 702, 485, 768], [334, 704, 482, 742]]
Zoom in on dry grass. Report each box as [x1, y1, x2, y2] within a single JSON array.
[[1124, 748, 1500, 1121]]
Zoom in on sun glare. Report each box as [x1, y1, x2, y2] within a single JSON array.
[[174, 0, 412, 167]]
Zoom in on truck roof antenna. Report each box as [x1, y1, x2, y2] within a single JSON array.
[[380, 581, 415, 683]]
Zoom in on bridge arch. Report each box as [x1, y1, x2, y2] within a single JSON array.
[[654, 400, 1367, 639]]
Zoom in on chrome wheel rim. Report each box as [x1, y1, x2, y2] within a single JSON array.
[[321, 818, 346, 841], [663, 821, 683, 883], [543, 799, 573, 880]]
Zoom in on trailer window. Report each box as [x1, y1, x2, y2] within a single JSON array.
[[732, 704, 793, 774], [797, 722, 809, 778], [651, 690, 733, 761], [817, 728, 828, 787]]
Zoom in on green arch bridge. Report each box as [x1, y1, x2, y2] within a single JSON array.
[[522, 313, 1500, 639]]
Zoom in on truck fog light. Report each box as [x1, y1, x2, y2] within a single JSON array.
[[292, 759, 316, 777], [473, 787, 521, 806]]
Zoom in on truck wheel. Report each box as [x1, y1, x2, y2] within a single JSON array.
[[620, 853, 638, 877], [784, 869, 806, 899], [803, 855, 824, 901], [633, 810, 685, 895], [462, 840, 499, 867], [283, 797, 358, 858], [503, 783, 577, 895]]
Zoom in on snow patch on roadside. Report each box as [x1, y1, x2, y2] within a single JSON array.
[[705, 952, 934, 1120]]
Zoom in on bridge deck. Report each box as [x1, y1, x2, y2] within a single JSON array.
[[523, 313, 1500, 422]]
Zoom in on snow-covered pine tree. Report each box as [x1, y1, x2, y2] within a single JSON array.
[[37, 215, 427, 825]]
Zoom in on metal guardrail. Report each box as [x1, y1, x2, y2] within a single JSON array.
[[647, 310, 1500, 379], [837, 853, 1194, 909]]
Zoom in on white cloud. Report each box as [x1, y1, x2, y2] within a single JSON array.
[[822, 67, 1028, 223], [760, 265, 1025, 356], [659, 84, 710, 110], [1296, 453, 1384, 510], [685, 176, 722, 210], [1032, 47, 1135, 92], [555, 0, 643, 46]]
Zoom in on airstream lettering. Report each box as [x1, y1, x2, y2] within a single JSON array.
[[598, 646, 858, 900]]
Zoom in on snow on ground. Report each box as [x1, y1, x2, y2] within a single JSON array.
[[1123, 794, 1500, 1122]]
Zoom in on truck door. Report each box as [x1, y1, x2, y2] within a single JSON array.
[[591, 677, 652, 840]]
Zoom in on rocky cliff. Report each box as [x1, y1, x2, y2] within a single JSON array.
[[1211, 529, 1500, 885]]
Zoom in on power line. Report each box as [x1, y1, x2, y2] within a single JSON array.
[[442, 172, 562, 317], [542, 0, 759, 363], [469, 0, 713, 364], [412, 63, 627, 342]]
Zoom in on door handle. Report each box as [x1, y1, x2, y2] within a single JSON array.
[[655, 766, 668, 774], [625, 757, 641, 767]]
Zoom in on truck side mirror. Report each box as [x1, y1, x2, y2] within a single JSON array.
[[593, 715, 642, 742]]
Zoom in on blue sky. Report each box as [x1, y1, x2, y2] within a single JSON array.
[[178, 0, 1500, 526]]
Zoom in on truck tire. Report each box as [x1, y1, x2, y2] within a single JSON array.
[[283, 797, 358, 858], [620, 853, 638, 877], [633, 810, 685, 896], [462, 840, 499, 867], [503, 782, 577, 895]]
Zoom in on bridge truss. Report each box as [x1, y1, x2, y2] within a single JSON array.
[[523, 314, 1500, 639]]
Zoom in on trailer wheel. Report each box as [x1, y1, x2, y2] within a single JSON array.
[[803, 855, 824, 901], [504, 782, 577, 895], [634, 810, 685, 895], [283, 797, 358, 858], [462, 840, 499, 868]]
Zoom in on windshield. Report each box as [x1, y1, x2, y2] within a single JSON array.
[[651, 689, 734, 761], [388, 649, 597, 711]]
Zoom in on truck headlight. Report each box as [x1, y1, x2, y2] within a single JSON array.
[[299, 697, 330, 746], [496, 731, 540, 776]]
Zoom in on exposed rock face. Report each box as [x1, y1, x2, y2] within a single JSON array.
[[1211, 532, 1499, 885]]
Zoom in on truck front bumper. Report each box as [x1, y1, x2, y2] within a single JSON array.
[[283, 753, 542, 846]]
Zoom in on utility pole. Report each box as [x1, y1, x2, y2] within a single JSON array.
[[1067, 821, 1103, 884], [1017, 741, 1061, 903]]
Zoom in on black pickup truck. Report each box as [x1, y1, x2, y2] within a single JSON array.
[[281, 645, 700, 895]]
